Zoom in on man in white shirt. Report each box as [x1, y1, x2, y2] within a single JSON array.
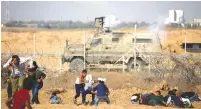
[[3, 55, 33, 95], [82, 74, 97, 105]]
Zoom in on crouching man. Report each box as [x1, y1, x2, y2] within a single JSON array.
[[92, 78, 110, 106]]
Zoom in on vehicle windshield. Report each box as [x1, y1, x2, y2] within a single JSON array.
[[90, 38, 102, 47], [133, 38, 152, 43]]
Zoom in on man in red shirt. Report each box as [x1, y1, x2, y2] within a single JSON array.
[[6, 78, 34, 109]]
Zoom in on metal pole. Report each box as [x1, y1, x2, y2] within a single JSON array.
[[83, 30, 86, 69], [34, 33, 36, 59], [133, 24, 137, 71], [122, 55, 125, 72], [59, 56, 62, 74], [185, 35, 186, 53], [149, 55, 151, 74], [184, 28, 187, 54]]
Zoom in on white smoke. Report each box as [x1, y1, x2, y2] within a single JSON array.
[[147, 15, 167, 45]]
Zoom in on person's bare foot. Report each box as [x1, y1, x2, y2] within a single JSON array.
[[73, 98, 77, 105]]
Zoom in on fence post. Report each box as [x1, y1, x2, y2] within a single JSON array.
[[59, 55, 62, 74], [83, 30, 86, 69], [133, 24, 137, 72], [33, 33, 36, 59], [149, 55, 151, 74], [122, 55, 125, 72]]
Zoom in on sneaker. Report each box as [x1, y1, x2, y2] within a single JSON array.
[[90, 101, 94, 106], [82, 102, 88, 106], [35, 101, 40, 104]]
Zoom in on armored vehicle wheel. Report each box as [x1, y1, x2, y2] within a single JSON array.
[[127, 59, 143, 72], [70, 58, 85, 73]]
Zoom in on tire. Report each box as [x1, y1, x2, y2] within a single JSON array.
[[70, 58, 85, 73], [127, 59, 144, 72]]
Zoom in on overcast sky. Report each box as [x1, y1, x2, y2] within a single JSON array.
[[1, 1, 201, 22]]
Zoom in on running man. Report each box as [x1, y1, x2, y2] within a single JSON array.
[[3, 55, 33, 96]]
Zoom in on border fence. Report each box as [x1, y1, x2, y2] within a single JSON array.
[[1, 27, 201, 88]]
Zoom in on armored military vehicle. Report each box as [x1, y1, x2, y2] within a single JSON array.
[[62, 17, 162, 72]]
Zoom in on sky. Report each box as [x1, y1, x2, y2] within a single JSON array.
[[1, 1, 201, 22]]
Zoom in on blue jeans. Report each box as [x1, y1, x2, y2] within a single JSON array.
[[50, 96, 62, 104], [190, 94, 201, 102], [74, 84, 86, 104], [32, 83, 41, 104], [94, 96, 110, 106]]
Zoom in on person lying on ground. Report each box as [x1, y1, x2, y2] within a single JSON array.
[[140, 93, 155, 105], [181, 91, 201, 102], [166, 90, 185, 108], [74, 69, 88, 105], [147, 91, 166, 106], [92, 78, 110, 106], [49, 91, 62, 104], [6, 78, 34, 109], [163, 86, 179, 102], [82, 74, 98, 105]]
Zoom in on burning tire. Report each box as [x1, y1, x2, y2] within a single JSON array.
[[127, 59, 144, 72]]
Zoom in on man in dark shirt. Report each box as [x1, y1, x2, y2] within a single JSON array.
[[181, 92, 201, 102], [92, 79, 110, 106], [27, 61, 46, 104], [31, 70, 46, 104], [167, 91, 185, 108]]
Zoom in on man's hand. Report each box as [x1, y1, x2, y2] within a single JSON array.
[[9, 62, 13, 66], [37, 79, 41, 83], [6, 97, 13, 109], [94, 80, 99, 83], [7, 79, 11, 83], [91, 91, 96, 94], [26, 65, 30, 72], [26, 74, 28, 78]]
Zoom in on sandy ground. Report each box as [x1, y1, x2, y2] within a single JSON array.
[[1, 88, 201, 109], [2, 72, 201, 109]]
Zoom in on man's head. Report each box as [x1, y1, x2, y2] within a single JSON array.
[[81, 69, 87, 77], [99, 80, 104, 84], [168, 90, 176, 96], [39, 73, 46, 80], [28, 61, 38, 72], [11, 55, 20, 65], [155, 91, 161, 96], [52, 91, 57, 96], [23, 78, 34, 91]]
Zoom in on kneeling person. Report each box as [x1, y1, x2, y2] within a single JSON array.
[[93, 78, 110, 106]]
